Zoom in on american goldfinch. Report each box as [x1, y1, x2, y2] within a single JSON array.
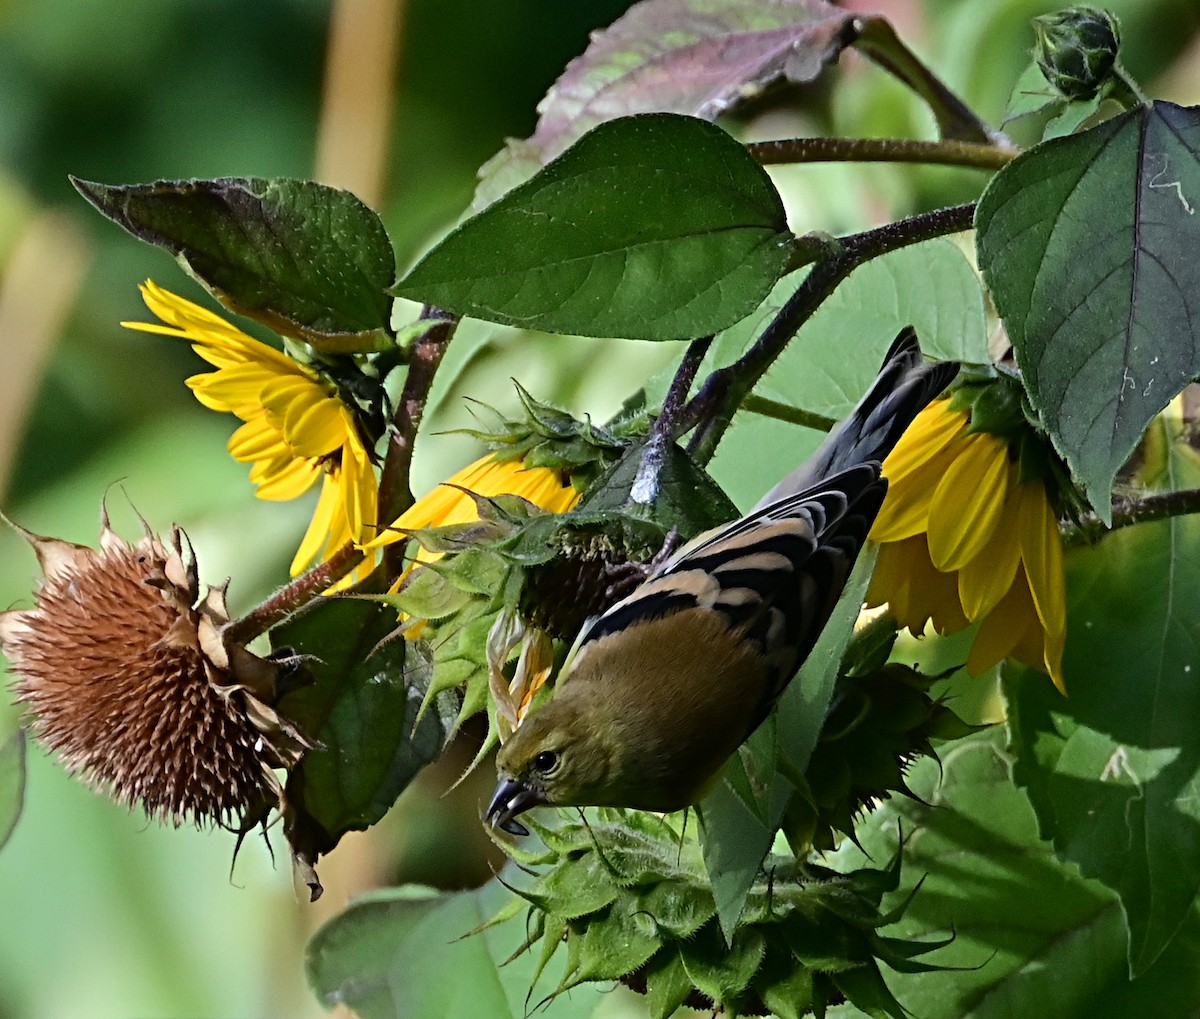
[[487, 329, 958, 835]]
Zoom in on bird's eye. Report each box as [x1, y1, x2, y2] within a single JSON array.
[[532, 750, 559, 773]]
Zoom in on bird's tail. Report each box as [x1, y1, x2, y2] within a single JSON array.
[[753, 328, 959, 510]]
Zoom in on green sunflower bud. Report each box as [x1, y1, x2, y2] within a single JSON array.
[[1032, 6, 1121, 101]]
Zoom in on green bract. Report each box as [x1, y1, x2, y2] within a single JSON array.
[[487, 811, 950, 1019]]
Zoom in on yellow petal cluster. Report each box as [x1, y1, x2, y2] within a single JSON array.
[[866, 398, 1067, 691], [123, 281, 378, 576]]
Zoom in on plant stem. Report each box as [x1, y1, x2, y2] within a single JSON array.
[[746, 136, 1016, 171], [1063, 488, 1200, 547], [683, 203, 976, 464], [629, 336, 712, 506], [852, 15, 1013, 148], [742, 395, 836, 433], [377, 309, 458, 519], [224, 542, 361, 645]]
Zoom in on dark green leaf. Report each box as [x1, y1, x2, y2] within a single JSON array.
[[976, 102, 1200, 520], [577, 435, 740, 536], [1004, 418, 1200, 974], [395, 114, 796, 342], [568, 904, 662, 985], [831, 962, 907, 1019], [0, 727, 25, 852], [757, 945, 816, 1019], [275, 600, 452, 883], [474, 0, 854, 206], [72, 176, 396, 352]]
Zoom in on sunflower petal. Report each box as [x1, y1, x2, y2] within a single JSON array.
[[957, 460, 1023, 619], [291, 473, 340, 575], [1018, 481, 1067, 639], [881, 400, 969, 483], [869, 445, 957, 542], [968, 571, 1035, 675], [228, 416, 289, 462], [926, 433, 1011, 571], [253, 456, 320, 501], [868, 535, 968, 635], [286, 395, 350, 459]]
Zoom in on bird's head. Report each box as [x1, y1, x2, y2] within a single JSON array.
[[485, 699, 616, 835]]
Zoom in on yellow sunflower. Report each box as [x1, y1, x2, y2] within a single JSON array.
[[866, 397, 1067, 692], [123, 280, 378, 578]]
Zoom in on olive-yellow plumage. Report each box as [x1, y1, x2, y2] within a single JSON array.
[[487, 329, 958, 835]]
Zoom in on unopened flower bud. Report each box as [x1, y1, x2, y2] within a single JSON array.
[[0, 510, 308, 828], [1032, 6, 1121, 101]]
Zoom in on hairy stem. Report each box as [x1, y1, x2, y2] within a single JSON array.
[[225, 542, 362, 645], [377, 308, 458, 529], [684, 203, 976, 464], [746, 136, 1016, 171], [1063, 487, 1200, 547]]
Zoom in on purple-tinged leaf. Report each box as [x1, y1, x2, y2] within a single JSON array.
[[474, 0, 854, 207]]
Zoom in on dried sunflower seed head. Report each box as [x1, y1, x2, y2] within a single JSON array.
[[0, 509, 308, 829]]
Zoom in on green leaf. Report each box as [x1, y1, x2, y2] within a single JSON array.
[[695, 779, 775, 943], [275, 600, 452, 880], [576, 435, 740, 536], [72, 176, 396, 352], [976, 102, 1200, 521], [1004, 419, 1200, 974], [536, 854, 621, 920], [775, 544, 879, 799], [306, 879, 602, 1019], [707, 244, 978, 509], [395, 114, 796, 342], [1042, 92, 1105, 140], [0, 727, 25, 852], [567, 904, 662, 986], [1004, 59, 1065, 123], [777, 239, 989, 404]]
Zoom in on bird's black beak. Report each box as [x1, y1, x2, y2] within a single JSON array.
[[486, 776, 545, 836]]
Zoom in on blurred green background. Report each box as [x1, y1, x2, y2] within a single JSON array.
[[0, 1, 1197, 1017]]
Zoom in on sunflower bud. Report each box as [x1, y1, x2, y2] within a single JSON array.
[[1032, 6, 1121, 101], [0, 510, 308, 828]]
